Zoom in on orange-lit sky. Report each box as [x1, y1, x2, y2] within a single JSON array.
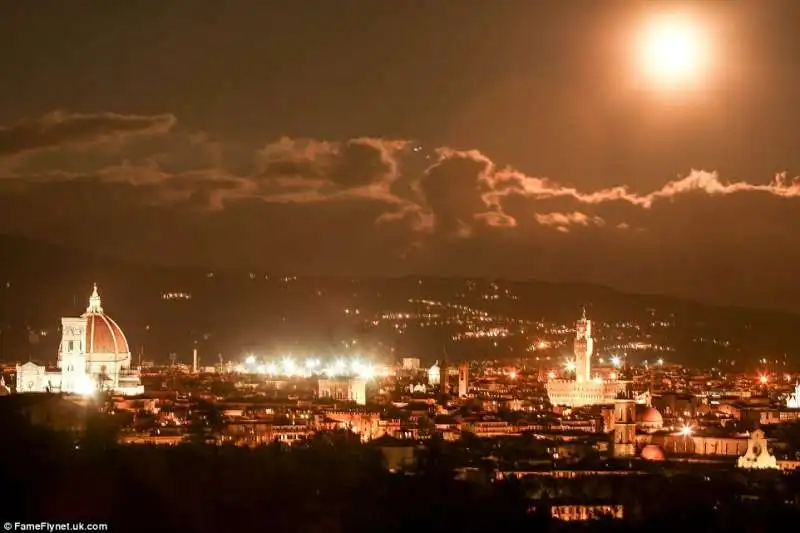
[[1, 1, 799, 311]]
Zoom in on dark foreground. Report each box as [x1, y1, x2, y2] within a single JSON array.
[[3, 419, 800, 533]]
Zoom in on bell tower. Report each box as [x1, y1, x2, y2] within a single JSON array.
[[58, 317, 86, 368], [612, 394, 636, 458], [457, 361, 469, 398], [59, 317, 87, 393]]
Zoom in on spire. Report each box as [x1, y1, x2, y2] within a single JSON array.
[[581, 306, 587, 321], [87, 283, 103, 314]]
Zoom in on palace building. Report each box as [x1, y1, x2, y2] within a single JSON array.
[[15, 284, 144, 396], [546, 310, 626, 408]]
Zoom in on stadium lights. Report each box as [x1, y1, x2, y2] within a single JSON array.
[[238, 354, 380, 380]]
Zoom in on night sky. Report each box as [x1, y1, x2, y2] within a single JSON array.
[[1, 1, 799, 311]]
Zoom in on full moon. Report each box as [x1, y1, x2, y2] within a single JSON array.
[[638, 14, 709, 88]]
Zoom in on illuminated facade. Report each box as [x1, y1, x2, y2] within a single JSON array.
[[550, 505, 624, 522], [737, 429, 778, 470], [401, 358, 421, 371], [458, 361, 469, 398], [428, 362, 440, 386], [546, 311, 625, 407], [318, 377, 367, 405], [612, 397, 637, 457], [15, 285, 143, 396], [786, 383, 800, 409], [321, 411, 395, 441]]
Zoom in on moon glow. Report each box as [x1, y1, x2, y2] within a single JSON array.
[[638, 14, 709, 88]]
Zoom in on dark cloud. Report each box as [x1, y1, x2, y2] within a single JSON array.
[[418, 151, 493, 238], [256, 137, 330, 180], [2, 111, 800, 309], [328, 140, 395, 189], [0, 111, 176, 159], [3, 112, 799, 226], [255, 137, 406, 188]]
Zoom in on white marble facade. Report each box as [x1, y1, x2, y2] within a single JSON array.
[[15, 285, 143, 396], [737, 429, 778, 470]]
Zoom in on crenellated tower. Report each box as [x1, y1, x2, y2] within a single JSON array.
[[573, 307, 593, 382]]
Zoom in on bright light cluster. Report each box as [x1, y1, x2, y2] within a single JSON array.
[[638, 12, 710, 89], [235, 355, 383, 380], [74, 374, 97, 396]]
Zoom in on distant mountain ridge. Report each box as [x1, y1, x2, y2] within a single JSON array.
[[0, 233, 798, 368], [0, 232, 796, 319]]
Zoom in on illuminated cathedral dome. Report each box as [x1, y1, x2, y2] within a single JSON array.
[[81, 284, 130, 357], [636, 406, 664, 431], [14, 284, 141, 397], [641, 444, 665, 462]]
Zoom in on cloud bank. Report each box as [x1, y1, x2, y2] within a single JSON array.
[[0, 111, 176, 158], [3, 111, 798, 233], [0, 110, 798, 308]]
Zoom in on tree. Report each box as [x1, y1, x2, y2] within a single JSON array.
[[209, 381, 236, 397], [82, 412, 121, 451], [417, 414, 434, 435]]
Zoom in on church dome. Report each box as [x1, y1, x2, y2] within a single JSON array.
[[641, 444, 665, 461], [81, 284, 129, 355], [637, 406, 664, 426]]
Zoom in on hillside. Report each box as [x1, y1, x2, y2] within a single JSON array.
[[0, 234, 797, 367]]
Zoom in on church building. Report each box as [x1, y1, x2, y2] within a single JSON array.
[[15, 284, 144, 396]]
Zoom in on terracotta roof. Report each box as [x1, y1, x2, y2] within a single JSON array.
[[641, 444, 665, 461], [84, 314, 129, 355], [637, 406, 664, 425]]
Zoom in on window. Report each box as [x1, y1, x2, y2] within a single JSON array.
[[68, 340, 74, 352]]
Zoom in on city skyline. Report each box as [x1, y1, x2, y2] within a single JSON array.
[[2, 1, 800, 312]]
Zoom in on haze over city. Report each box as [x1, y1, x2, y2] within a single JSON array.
[[1, 1, 799, 311]]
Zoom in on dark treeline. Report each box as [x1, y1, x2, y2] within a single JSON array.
[[3, 412, 800, 533]]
